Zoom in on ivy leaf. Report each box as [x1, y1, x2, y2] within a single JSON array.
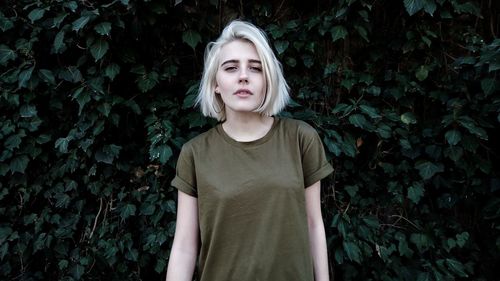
[[416, 65, 429, 81], [345, 185, 359, 197], [444, 146, 463, 162], [445, 130, 461, 145], [10, 155, 29, 174], [28, 8, 45, 23], [70, 264, 85, 280], [458, 118, 488, 140], [0, 45, 17, 65], [64, 1, 78, 12], [0, 16, 14, 32], [158, 145, 173, 164], [137, 71, 159, 93], [456, 232, 469, 247], [415, 161, 443, 180], [18, 66, 35, 88], [94, 22, 112, 36], [72, 15, 90, 32], [105, 63, 120, 80], [408, 182, 424, 204], [182, 30, 201, 49], [95, 144, 122, 164], [360, 104, 381, 118], [55, 137, 71, 153], [349, 114, 369, 129], [323, 137, 342, 156], [20, 104, 37, 117], [343, 241, 362, 263], [53, 30, 66, 54], [38, 69, 56, 85], [354, 25, 369, 42], [51, 13, 68, 29], [90, 38, 109, 61], [481, 78, 496, 96], [72, 87, 91, 114], [401, 112, 417, 125], [97, 102, 111, 117], [330, 25, 348, 42], [5, 134, 22, 150], [423, 0, 437, 16], [410, 233, 432, 252], [120, 203, 136, 219], [404, 0, 425, 16], [445, 259, 468, 277], [274, 40, 289, 55]]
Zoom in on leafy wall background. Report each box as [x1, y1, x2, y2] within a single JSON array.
[[1, 0, 499, 280]]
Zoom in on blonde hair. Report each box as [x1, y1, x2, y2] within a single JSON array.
[[196, 20, 290, 121]]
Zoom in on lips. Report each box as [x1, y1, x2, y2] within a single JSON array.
[[233, 89, 253, 96]]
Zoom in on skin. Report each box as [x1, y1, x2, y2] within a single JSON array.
[[166, 39, 330, 281]]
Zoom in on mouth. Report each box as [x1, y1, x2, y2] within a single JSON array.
[[233, 89, 253, 96]]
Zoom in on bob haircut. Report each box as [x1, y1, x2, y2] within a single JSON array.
[[196, 20, 290, 121]]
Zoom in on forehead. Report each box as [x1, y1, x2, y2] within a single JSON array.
[[218, 39, 261, 63]]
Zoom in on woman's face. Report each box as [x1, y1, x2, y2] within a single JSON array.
[[215, 39, 266, 117]]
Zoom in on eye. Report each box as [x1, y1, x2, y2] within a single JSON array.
[[249, 66, 262, 72], [224, 66, 237, 72]]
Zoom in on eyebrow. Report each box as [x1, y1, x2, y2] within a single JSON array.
[[221, 59, 262, 66]]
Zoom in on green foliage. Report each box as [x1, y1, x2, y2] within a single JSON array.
[[0, 0, 499, 280]]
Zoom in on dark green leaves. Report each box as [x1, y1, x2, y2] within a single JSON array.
[[0, 45, 16, 65], [274, 40, 289, 55], [90, 38, 109, 61], [343, 241, 362, 263], [10, 155, 29, 173], [18, 66, 35, 88], [53, 30, 66, 54], [105, 63, 120, 80], [415, 65, 429, 81], [20, 104, 37, 117], [445, 130, 461, 145], [331, 25, 348, 42], [1, 2, 498, 281], [94, 22, 112, 36], [0, 12, 14, 31], [182, 30, 201, 49], [137, 71, 159, 93], [415, 161, 444, 180], [119, 203, 136, 219], [408, 182, 424, 204], [38, 69, 56, 85], [72, 16, 90, 31], [481, 78, 497, 96], [401, 112, 417, 125], [404, 0, 425, 16], [28, 8, 45, 23]]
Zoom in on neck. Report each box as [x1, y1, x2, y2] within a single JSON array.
[[222, 112, 274, 142]]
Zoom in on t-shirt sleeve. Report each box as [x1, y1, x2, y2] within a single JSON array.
[[171, 144, 198, 197], [300, 124, 334, 188]]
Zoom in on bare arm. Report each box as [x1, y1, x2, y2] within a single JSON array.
[[165, 191, 199, 281], [305, 180, 330, 281]]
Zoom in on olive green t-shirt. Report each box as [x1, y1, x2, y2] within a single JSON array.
[[171, 117, 333, 281]]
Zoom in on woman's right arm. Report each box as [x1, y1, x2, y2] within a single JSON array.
[[165, 191, 199, 281]]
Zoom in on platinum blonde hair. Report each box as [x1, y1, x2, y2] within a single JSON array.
[[196, 20, 290, 121]]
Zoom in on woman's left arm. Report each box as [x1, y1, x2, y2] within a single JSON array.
[[305, 180, 330, 281]]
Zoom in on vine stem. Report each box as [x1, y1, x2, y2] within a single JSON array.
[[89, 197, 103, 239]]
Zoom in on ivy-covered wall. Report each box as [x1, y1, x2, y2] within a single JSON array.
[[1, 0, 499, 280]]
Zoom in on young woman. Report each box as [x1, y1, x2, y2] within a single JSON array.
[[166, 20, 333, 281]]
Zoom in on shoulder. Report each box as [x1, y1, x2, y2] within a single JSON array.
[[179, 126, 219, 154], [278, 117, 319, 138]]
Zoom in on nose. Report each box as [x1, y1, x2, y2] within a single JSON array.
[[239, 68, 249, 84]]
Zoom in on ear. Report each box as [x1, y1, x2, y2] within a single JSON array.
[[215, 85, 220, 94]]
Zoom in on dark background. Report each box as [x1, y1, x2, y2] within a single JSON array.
[[1, 0, 499, 280]]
